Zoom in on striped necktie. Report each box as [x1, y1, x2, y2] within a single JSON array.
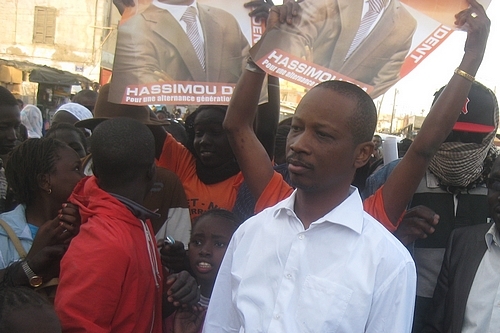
[[181, 6, 206, 71], [346, 0, 385, 59]]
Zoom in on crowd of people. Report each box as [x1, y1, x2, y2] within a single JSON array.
[[0, 0, 497, 332]]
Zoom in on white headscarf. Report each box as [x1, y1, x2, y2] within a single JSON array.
[[20, 105, 43, 138], [55, 103, 93, 121]]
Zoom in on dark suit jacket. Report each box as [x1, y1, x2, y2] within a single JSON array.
[[422, 223, 491, 333], [110, 4, 249, 102], [251, 0, 416, 98]]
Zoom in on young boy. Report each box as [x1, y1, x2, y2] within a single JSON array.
[[55, 118, 164, 332], [164, 209, 241, 333]]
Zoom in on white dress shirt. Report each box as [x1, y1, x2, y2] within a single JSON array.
[[152, 0, 205, 43], [361, 0, 391, 34], [203, 187, 416, 333], [462, 224, 500, 333]]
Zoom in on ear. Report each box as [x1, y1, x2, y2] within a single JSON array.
[[353, 141, 374, 169], [37, 173, 51, 193]]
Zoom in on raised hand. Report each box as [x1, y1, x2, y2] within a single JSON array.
[[263, 0, 303, 29], [454, 0, 490, 60], [395, 206, 439, 245], [244, 0, 275, 20]]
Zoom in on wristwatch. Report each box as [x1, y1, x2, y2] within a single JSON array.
[[21, 260, 43, 288]]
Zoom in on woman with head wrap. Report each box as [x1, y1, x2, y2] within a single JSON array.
[[52, 103, 93, 136], [20, 105, 43, 139], [52, 103, 93, 125]]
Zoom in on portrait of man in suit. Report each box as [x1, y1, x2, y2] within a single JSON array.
[[252, 0, 417, 98], [423, 154, 500, 333], [110, 0, 250, 102]]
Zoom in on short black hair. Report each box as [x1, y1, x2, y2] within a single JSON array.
[[313, 81, 377, 145], [192, 208, 241, 233], [5, 138, 68, 205], [72, 89, 97, 111], [165, 119, 188, 146], [45, 123, 88, 153], [0, 285, 52, 325], [0, 87, 18, 107], [91, 117, 155, 184]]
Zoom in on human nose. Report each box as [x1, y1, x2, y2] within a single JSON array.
[[199, 133, 211, 146], [6, 127, 17, 142], [288, 131, 310, 154], [199, 243, 212, 257]]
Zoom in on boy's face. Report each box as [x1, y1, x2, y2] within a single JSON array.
[[0, 106, 21, 155], [188, 216, 234, 286]]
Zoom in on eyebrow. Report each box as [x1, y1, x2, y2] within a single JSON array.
[[191, 233, 229, 240], [210, 234, 230, 240]]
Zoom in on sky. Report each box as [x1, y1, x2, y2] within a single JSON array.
[[378, 0, 500, 118], [274, 0, 500, 118]]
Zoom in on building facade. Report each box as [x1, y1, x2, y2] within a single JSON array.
[[0, 0, 114, 83]]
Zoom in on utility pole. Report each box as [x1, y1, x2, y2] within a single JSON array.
[[389, 88, 398, 134], [376, 93, 385, 120]]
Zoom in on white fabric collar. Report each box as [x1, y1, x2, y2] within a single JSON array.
[[152, 0, 199, 22], [485, 223, 500, 251], [271, 186, 364, 234]]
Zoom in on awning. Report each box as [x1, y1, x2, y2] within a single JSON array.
[[29, 67, 85, 85], [0, 58, 91, 86]]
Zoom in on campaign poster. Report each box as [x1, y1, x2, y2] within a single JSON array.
[[250, 0, 491, 98], [109, 0, 491, 105], [108, 0, 265, 105]]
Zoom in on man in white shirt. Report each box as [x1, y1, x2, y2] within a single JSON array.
[[250, 0, 416, 98], [110, 0, 250, 101], [203, 79, 416, 332], [422, 155, 500, 333]]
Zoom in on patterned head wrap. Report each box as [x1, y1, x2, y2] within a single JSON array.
[[429, 82, 499, 189]]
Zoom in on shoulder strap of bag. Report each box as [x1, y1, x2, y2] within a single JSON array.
[[0, 218, 28, 258]]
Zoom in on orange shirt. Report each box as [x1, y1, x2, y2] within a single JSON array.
[[255, 172, 399, 232], [158, 134, 244, 220]]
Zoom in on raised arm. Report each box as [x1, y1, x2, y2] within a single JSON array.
[[223, 64, 273, 199], [380, 0, 490, 225], [223, 4, 300, 200], [254, 76, 280, 160]]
